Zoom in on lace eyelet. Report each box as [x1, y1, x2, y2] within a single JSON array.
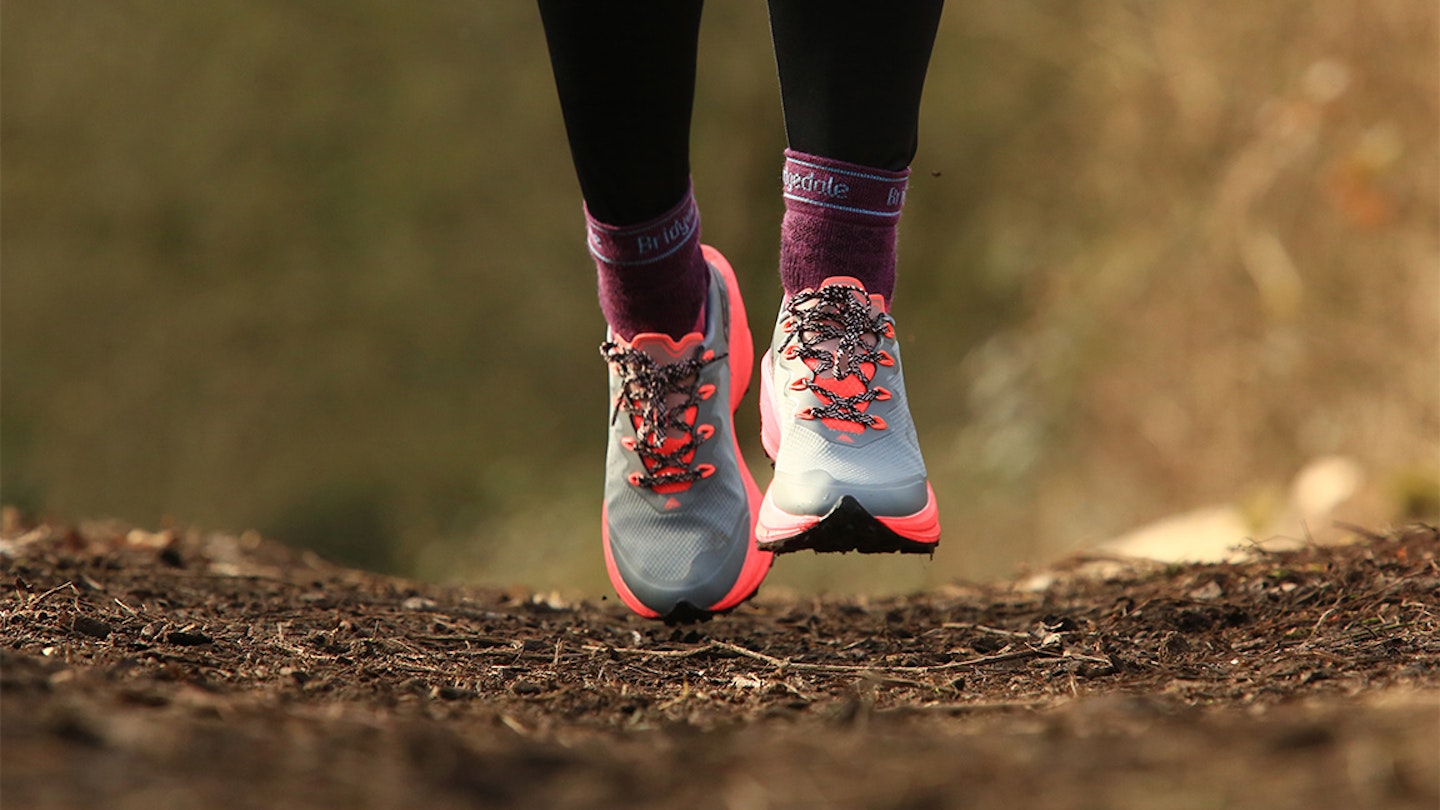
[[696, 464, 716, 479], [627, 472, 645, 486], [696, 424, 716, 440]]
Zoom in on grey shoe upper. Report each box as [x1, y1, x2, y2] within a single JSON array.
[[765, 281, 930, 518], [602, 263, 752, 615]]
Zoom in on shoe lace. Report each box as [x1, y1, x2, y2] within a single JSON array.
[[780, 284, 895, 430], [601, 341, 723, 491]]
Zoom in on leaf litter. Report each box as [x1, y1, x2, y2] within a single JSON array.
[[1, 517, 1436, 809]]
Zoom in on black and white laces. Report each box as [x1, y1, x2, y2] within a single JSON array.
[[601, 341, 723, 489], [779, 284, 895, 429]]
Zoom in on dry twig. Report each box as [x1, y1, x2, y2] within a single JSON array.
[[592, 640, 1101, 676]]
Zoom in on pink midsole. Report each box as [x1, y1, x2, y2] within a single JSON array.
[[759, 350, 782, 461], [756, 483, 941, 545], [702, 245, 772, 612]]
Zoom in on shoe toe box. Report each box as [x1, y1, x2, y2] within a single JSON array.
[[604, 496, 755, 617]]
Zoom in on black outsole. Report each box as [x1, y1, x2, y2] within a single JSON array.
[[659, 581, 765, 626], [661, 601, 717, 625], [757, 496, 938, 556]]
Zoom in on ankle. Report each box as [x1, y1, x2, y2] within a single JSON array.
[[587, 185, 709, 341], [778, 149, 908, 303]]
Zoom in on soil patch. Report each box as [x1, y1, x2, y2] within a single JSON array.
[[2, 518, 1437, 809]]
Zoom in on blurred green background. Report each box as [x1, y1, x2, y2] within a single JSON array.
[[4, 1, 1437, 595]]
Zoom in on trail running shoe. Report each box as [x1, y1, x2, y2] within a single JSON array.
[[601, 245, 772, 620], [757, 276, 940, 554]]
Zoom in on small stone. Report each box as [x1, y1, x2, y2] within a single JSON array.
[[511, 680, 545, 695], [432, 685, 476, 701], [1161, 631, 1191, 659], [166, 630, 213, 646], [1077, 658, 1117, 678], [126, 529, 174, 550], [71, 616, 112, 639], [1189, 581, 1224, 601], [1039, 615, 1079, 632]]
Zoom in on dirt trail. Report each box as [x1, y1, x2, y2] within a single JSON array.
[[2, 519, 1437, 809]]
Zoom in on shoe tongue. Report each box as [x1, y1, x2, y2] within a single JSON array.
[[625, 331, 704, 365], [620, 331, 706, 418]]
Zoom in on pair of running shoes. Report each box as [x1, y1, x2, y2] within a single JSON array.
[[600, 246, 940, 621]]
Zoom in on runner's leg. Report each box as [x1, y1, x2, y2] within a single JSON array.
[[538, 0, 707, 341], [768, 0, 943, 301]]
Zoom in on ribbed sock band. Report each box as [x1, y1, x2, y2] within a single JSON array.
[[587, 185, 708, 342], [779, 149, 909, 303]]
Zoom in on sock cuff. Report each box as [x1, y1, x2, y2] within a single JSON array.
[[781, 149, 909, 223], [585, 183, 701, 267]]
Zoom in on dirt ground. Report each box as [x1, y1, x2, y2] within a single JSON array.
[[1, 517, 1436, 810]]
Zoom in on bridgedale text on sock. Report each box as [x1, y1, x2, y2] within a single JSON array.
[[634, 206, 698, 256], [783, 169, 850, 200]]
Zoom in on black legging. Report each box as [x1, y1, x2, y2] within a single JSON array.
[[538, 0, 943, 225]]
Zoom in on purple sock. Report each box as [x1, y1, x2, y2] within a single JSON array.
[[779, 149, 909, 303], [587, 185, 708, 342]]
